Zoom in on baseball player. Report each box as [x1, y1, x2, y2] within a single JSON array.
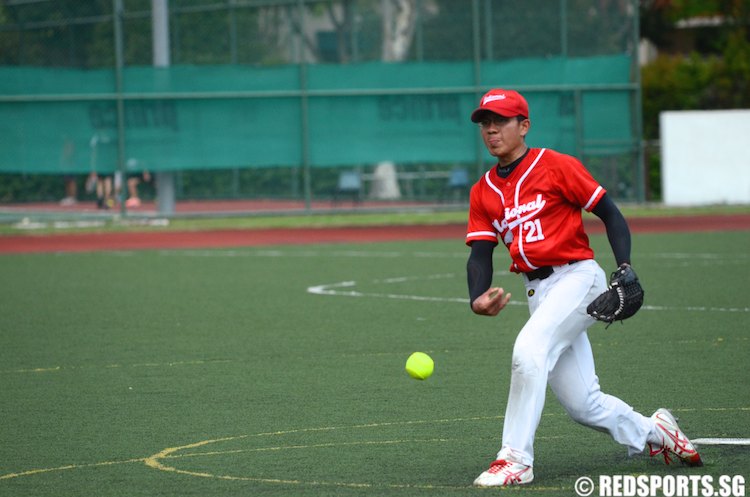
[[464, 89, 702, 486]]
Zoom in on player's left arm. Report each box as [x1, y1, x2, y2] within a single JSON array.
[[591, 193, 631, 266], [554, 155, 630, 266], [588, 193, 645, 323]]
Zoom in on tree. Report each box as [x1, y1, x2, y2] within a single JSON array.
[[381, 0, 417, 61], [256, 0, 421, 64]]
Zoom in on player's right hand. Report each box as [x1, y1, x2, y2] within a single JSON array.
[[471, 287, 511, 316]]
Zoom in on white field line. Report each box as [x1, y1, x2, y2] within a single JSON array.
[[692, 438, 750, 445], [163, 248, 747, 311], [159, 249, 749, 261], [307, 277, 750, 313]]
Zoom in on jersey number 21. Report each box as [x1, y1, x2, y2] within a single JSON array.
[[524, 219, 545, 242]]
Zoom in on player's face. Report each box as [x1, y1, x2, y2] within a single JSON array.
[[478, 114, 530, 165]]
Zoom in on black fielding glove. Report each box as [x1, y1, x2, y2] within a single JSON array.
[[587, 264, 644, 325]]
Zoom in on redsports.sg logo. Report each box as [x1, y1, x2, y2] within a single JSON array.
[[574, 474, 746, 497]]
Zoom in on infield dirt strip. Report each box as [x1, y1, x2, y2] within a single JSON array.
[[1, 215, 749, 254]]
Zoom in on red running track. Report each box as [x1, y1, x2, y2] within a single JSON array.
[[1, 215, 748, 254]]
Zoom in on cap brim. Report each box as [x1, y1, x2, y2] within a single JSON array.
[[470, 108, 491, 123], [471, 108, 519, 122]]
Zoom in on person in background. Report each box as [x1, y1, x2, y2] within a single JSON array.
[[58, 137, 78, 206], [59, 175, 78, 206], [118, 158, 152, 208], [125, 169, 152, 208], [90, 172, 114, 209]]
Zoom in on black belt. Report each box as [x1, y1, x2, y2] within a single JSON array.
[[525, 261, 579, 281]]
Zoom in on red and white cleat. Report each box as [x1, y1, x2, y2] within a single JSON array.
[[648, 408, 703, 467], [473, 459, 534, 486]]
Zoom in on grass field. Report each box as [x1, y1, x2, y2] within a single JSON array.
[[0, 229, 748, 497]]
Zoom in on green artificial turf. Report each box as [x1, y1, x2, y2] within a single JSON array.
[[0, 230, 748, 496]]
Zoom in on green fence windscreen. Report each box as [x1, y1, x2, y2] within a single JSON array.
[[0, 55, 632, 175]]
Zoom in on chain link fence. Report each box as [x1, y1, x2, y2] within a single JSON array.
[[0, 0, 643, 213]]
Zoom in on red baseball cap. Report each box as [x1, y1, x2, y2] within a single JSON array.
[[470, 89, 529, 122]]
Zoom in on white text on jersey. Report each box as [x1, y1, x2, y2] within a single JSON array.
[[505, 193, 546, 220]]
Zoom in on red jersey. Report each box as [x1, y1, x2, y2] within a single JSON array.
[[465, 148, 606, 273]]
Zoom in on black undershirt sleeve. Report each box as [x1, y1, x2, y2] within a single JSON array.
[[591, 193, 631, 266], [466, 240, 497, 306]]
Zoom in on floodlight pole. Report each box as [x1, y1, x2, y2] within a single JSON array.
[[297, 0, 312, 211], [113, 0, 127, 216], [152, 0, 176, 215]]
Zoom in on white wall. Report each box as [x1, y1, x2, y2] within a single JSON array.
[[660, 109, 750, 206]]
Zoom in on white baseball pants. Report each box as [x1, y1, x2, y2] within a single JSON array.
[[497, 259, 653, 467]]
